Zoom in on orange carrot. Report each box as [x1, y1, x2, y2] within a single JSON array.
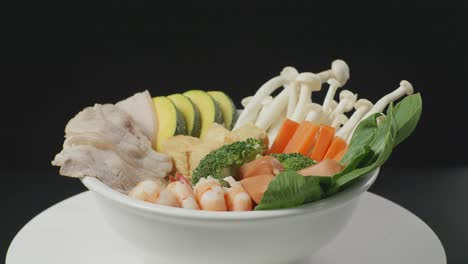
[[309, 125, 335, 162], [333, 146, 348, 161], [324, 137, 348, 161], [268, 119, 299, 154], [283, 121, 320, 155]]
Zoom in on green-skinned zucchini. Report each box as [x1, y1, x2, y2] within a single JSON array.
[[208, 91, 238, 130], [168, 93, 202, 137], [152, 96, 187, 151], [183, 90, 223, 137]]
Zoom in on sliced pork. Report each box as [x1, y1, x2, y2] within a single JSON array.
[[116, 90, 157, 146], [52, 101, 172, 192]]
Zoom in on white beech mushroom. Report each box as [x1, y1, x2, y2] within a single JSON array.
[[255, 96, 275, 121], [255, 91, 289, 130], [336, 99, 373, 141], [362, 80, 414, 120], [255, 67, 299, 130], [329, 90, 357, 120], [240, 96, 274, 124], [317, 59, 350, 85], [241, 96, 273, 108], [290, 73, 322, 122], [234, 67, 298, 129], [267, 115, 286, 145], [336, 99, 373, 143], [305, 103, 324, 123], [322, 99, 339, 124], [322, 78, 343, 114], [331, 113, 348, 130], [286, 80, 300, 117]]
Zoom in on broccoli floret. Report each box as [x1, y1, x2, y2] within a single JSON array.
[[270, 153, 316, 171], [191, 138, 266, 185]]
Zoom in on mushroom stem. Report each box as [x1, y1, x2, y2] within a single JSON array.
[[252, 67, 299, 130], [305, 103, 324, 123], [362, 80, 414, 120], [329, 90, 357, 120], [331, 113, 348, 130], [234, 67, 297, 129], [336, 99, 373, 141], [287, 82, 299, 116], [322, 78, 342, 113], [267, 115, 286, 146], [256, 96, 274, 120], [290, 73, 322, 122], [255, 90, 289, 130]]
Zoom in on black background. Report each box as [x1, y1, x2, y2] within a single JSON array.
[[2, 1, 467, 263]]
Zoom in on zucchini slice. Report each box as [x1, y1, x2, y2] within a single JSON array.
[[152, 96, 187, 151], [208, 91, 238, 130], [168, 93, 202, 137], [183, 90, 223, 137]]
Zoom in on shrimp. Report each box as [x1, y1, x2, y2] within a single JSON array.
[[167, 173, 200, 210], [128, 180, 179, 207], [223, 176, 253, 211], [193, 177, 227, 211]]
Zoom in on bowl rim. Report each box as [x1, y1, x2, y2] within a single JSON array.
[[82, 167, 379, 221]]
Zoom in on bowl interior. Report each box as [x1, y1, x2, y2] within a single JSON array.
[[82, 167, 379, 221]]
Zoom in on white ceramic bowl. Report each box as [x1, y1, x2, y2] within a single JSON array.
[[82, 168, 379, 264]]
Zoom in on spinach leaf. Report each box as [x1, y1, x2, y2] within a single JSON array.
[[393, 93, 422, 146], [332, 104, 398, 190], [255, 171, 323, 210], [340, 113, 381, 165]]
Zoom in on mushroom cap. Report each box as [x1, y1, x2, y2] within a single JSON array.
[[338, 90, 357, 112], [354, 99, 373, 110], [280, 67, 299, 82], [296, 72, 322, 91], [327, 78, 341, 88], [399, 80, 414, 95], [334, 113, 348, 124], [331, 59, 350, 85], [339, 90, 357, 102], [241, 96, 273, 107]]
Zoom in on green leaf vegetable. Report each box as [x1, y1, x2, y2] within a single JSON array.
[[269, 153, 316, 171], [393, 93, 422, 146], [255, 171, 323, 210], [256, 94, 422, 210], [191, 138, 266, 185]]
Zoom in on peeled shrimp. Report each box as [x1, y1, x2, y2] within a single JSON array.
[[193, 177, 227, 211], [128, 180, 179, 207], [223, 176, 252, 211], [167, 176, 200, 210]]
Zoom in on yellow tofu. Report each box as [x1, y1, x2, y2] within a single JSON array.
[[230, 123, 269, 146], [161, 135, 201, 152], [201, 123, 233, 146], [161, 135, 202, 176]]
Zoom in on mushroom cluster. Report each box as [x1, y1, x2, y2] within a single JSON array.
[[236, 60, 414, 144]]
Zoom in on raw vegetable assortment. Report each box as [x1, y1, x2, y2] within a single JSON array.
[[52, 59, 422, 212]]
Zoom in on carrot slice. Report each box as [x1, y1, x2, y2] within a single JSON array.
[[268, 119, 299, 154], [283, 121, 320, 155], [324, 137, 348, 161], [333, 146, 349, 161], [309, 125, 335, 162]]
